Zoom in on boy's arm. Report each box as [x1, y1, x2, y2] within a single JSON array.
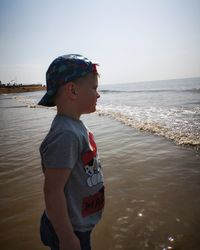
[[44, 168, 81, 250]]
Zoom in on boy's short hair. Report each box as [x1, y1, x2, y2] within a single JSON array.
[[38, 54, 99, 107]]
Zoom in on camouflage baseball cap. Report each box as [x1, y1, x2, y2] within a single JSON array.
[[38, 54, 99, 107]]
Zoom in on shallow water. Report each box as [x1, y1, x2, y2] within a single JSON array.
[[91, 117, 200, 250], [0, 89, 200, 250]]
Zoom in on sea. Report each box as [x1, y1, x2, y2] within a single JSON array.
[[0, 77, 200, 250], [97, 77, 200, 150]]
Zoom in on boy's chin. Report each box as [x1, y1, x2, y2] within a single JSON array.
[[83, 107, 96, 115]]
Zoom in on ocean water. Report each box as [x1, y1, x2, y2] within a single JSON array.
[[0, 77, 200, 250], [98, 77, 200, 150]]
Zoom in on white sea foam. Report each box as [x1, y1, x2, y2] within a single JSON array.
[[11, 95, 56, 109], [96, 104, 200, 149], [12, 95, 36, 107]]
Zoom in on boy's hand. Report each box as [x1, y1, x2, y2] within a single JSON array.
[[60, 234, 81, 250]]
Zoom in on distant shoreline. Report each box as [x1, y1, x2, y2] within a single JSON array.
[[0, 85, 46, 94]]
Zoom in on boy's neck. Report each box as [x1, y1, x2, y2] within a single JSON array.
[[56, 107, 81, 120]]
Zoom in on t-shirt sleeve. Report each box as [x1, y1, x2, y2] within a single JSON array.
[[41, 131, 79, 169]]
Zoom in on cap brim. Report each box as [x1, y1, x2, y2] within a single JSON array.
[[38, 92, 56, 107]]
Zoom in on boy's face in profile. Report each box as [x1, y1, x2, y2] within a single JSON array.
[[75, 73, 100, 114]]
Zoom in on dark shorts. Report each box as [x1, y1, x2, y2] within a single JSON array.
[[40, 212, 91, 250]]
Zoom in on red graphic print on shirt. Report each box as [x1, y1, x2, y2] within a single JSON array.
[[81, 131, 104, 217], [82, 132, 97, 166], [82, 187, 104, 217], [81, 131, 103, 187]]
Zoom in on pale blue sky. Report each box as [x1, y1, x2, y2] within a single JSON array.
[[0, 0, 200, 85]]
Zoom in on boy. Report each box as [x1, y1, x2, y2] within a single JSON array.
[[38, 54, 104, 250]]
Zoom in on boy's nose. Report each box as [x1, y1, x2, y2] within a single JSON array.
[[97, 92, 100, 99]]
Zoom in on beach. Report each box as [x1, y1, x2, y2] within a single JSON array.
[[0, 79, 200, 250], [0, 85, 46, 94]]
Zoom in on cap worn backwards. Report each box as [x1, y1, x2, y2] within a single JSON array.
[[38, 54, 99, 107]]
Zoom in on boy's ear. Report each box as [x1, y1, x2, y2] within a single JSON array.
[[71, 85, 76, 95], [65, 82, 77, 99]]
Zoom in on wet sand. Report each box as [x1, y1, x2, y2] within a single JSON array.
[[0, 98, 200, 250]]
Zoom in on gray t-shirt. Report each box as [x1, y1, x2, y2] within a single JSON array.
[[40, 114, 104, 232]]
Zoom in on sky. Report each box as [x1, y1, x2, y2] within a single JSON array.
[[0, 0, 200, 85]]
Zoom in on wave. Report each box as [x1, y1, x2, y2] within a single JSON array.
[[99, 88, 200, 94], [12, 96, 41, 108], [8, 94, 200, 151], [0, 96, 13, 100], [8, 95, 57, 110], [0, 105, 27, 109], [96, 107, 200, 150]]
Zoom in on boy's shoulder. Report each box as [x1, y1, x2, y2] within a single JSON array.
[[41, 115, 88, 147], [40, 115, 90, 155]]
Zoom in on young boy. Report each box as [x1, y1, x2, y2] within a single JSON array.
[[38, 54, 104, 250]]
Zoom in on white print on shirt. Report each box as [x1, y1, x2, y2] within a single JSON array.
[[85, 156, 104, 187]]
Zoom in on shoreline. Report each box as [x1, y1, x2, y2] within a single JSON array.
[[0, 85, 46, 94]]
